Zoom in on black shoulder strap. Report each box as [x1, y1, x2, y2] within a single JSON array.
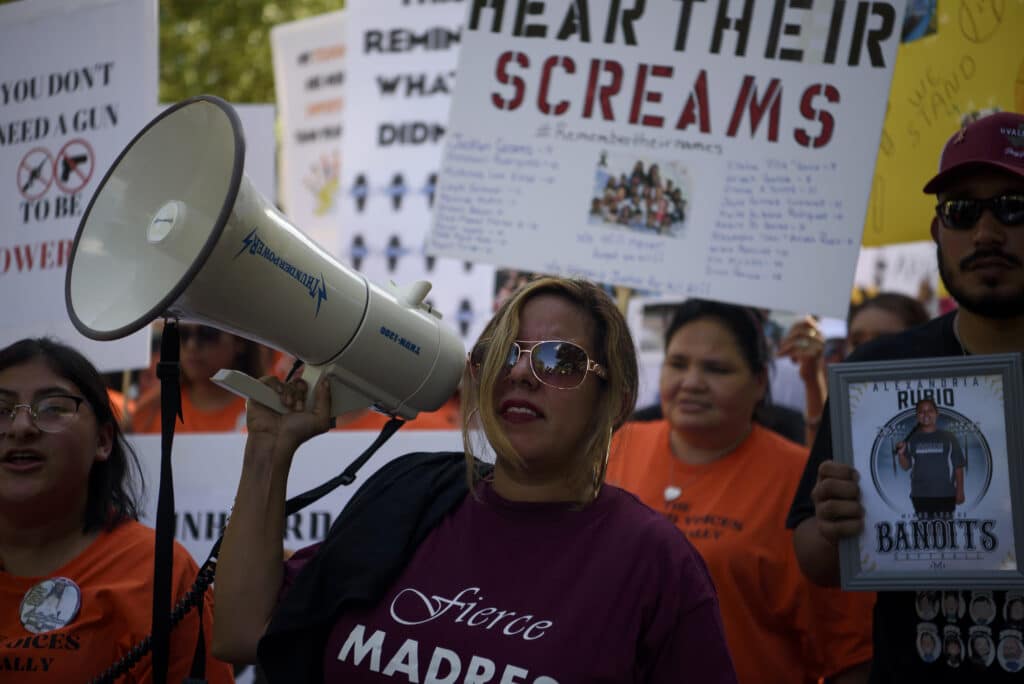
[[153, 322, 184, 684], [284, 416, 405, 516]]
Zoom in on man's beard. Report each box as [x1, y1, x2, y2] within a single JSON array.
[[937, 245, 1024, 319]]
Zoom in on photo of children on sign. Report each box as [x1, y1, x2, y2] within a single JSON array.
[[587, 151, 690, 238], [842, 370, 1017, 580]]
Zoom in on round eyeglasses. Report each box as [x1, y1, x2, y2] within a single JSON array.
[[469, 339, 608, 390], [0, 395, 85, 435]]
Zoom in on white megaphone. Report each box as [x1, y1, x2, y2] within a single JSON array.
[[65, 95, 465, 419]]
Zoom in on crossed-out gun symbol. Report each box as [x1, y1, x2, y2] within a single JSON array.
[[21, 158, 49, 193], [61, 154, 89, 182]]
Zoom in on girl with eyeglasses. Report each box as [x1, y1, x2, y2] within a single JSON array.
[[606, 300, 873, 684], [0, 338, 234, 682], [213, 277, 737, 683]]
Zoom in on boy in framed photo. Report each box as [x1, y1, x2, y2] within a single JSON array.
[[895, 397, 966, 518]]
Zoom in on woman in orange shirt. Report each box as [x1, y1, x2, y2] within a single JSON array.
[[607, 299, 872, 684]]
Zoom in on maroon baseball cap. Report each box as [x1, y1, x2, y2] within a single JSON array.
[[922, 111, 1024, 194]]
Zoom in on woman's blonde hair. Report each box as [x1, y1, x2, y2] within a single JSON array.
[[460, 277, 638, 504]]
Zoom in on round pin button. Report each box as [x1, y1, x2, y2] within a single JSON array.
[[19, 577, 82, 634]]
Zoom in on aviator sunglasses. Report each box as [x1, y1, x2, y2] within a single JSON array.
[[469, 339, 608, 390], [936, 194, 1024, 231]]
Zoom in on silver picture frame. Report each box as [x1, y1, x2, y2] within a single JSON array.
[[828, 353, 1024, 589]]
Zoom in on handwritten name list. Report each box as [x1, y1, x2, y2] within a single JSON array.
[[709, 158, 851, 284], [431, 133, 559, 254], [431, 130, 854, 300]]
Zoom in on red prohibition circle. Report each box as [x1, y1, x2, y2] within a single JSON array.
[[17, 147, 55, 201], [54, 138, 96, 195]]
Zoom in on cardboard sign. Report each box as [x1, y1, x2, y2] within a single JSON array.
[[339, 0, 495, 347], [0, 0, 158, 369], [429, 1, 905, 317]]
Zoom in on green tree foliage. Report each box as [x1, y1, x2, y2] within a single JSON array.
[[159, 1, 343, 103], [0, 0, 344, 103]]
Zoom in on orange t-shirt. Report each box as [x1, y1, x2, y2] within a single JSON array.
[[607, 421, 872, 684], [106, 389, 134, 425], [0, 520, 234, 683], [128, 386, 247, 434]]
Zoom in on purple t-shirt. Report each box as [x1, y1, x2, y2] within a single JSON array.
[[316, 482, 736, 683]]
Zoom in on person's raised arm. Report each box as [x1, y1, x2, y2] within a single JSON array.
[[793, 460, 864, 587], [212, 377, 332, 664], [777, 316, 827, 446]]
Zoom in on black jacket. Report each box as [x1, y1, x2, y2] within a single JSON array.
[[257, 451, 481, 683]]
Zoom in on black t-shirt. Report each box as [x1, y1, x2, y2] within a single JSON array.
[[787, 311, 1024, 682], [905, 429, 966, 498]]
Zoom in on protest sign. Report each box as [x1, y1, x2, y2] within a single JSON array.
[[852, 240, 938, 304], [866, 1, 1024, 246], [132, 430, 464, 568], [233, 103, 278, 208], [429, 1, 905, 317], [0, 0, 157, 370], [271, 10, 346, 255], [340, 0, 494, 347]]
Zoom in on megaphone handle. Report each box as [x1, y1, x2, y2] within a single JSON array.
[[303, 364, 378, 418], [210, 369, 288, 414]]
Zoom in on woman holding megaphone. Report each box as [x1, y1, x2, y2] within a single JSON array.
[[213, 276, 738, 683]]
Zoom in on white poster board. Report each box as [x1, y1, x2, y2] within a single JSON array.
[[853, 240, 939, 304], [271, 10, 346, 255], [340, 0, 495, 348], [131, 431, 465, 566], [0, 0, 157, 370], [429, 2, 904, 318], [233, 103, 278, 207]]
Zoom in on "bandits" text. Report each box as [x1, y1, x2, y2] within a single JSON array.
[[875, 518, 997, 554]]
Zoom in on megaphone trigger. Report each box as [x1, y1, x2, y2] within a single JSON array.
[[211, 369, 288, 414], [211, 366, 384, 420]]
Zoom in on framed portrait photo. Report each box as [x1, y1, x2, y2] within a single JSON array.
[[828, 353, 1024, 590]]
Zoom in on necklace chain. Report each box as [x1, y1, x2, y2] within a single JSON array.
[[952, 312, 970, 356]]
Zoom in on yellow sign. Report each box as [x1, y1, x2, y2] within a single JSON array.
[[864, 0, 1024, 246]]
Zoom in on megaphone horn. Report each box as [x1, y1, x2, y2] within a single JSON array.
[[66, 95, 464, 419]]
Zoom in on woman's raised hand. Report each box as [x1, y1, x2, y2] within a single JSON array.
[[245, 376, 334, 454], [778, 315, 826, 383]]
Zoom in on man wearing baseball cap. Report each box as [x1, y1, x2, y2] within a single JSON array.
[[786, 111, 1024, 682]]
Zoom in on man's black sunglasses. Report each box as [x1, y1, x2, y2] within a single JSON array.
[[936, 194, 1024, 231]]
